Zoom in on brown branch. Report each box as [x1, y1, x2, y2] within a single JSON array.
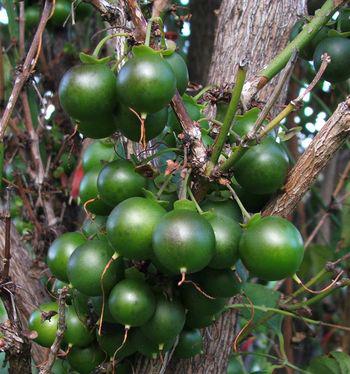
[[152, 0, 171, 18], [1, 187, 12, 279], [84, 0, 123, 26], [19, 1, 25, 59], [263, 98, 350, 217], [0, 0, 55, 140], [0, 38, 4, 105], [126, 0, 147, 42], [38, 287, 68, 374]]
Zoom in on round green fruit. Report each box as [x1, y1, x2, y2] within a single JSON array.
[[201, 197, 242, 222], [164, 52, 189, 95], [239, 216, 304, 281], [134, 329, 175, 358], [77, 114, 117, 139], [140, 295, 186, 348], [97, 160, 146, 207], [47, 232, 85, 283], [51, 359, 69, 374], [75, 1, 93, 20], [67, 344, 105, 374], [81, 215, 107, 239], [235, 185, 271, 213], [106, 197, 166, 260], [64, 306, 94, 348], [108, 278, 156, 327], [313, 37, 350, 83], [28, 302, 58, 348], [79, 167, 112, 215], [180, 283, 227, 316], [174, 329, 203, 359], [206, 214, 242, 269], [116, 46, 176, 113], [116, 105, 168, 142], [67, 239, 124, 296], [234, 137, 289, 195], [50, 0, 70, 27], [96, 323, 137, 359], [82, 140, 116, 173], [59, 64, 117, 122], [194, 268, 241, 298], [338, 9, 350, 32], [71, 289, 90, 316], [152, 209, 215, 275], [185, 310, 221, 329], [25, 6, 40, 29]]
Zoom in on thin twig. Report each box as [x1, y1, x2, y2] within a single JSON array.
[[38, 286, 68, 374], [1, 187, 12, 279]]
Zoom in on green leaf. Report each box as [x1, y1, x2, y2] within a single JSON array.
[[241, 283, 282, 333], [242, 213, 262, 229], [308, 356, 341, 374], [298, 244, 333, 279], [142, 188, 169, 208], [79, 52, 112, 64], [278, 126, 302, 141], [234, 107, 261, 126], [330, 352, 350, 374]]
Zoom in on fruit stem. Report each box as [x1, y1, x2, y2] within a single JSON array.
[[112, 327, 129, 372], [187, 186, 203, 214], [92, 33, 130, 58], [205, 63, 247, 176], [226, 184, 251, 221], [156, 173, 173, 199], [178, 168, 191, 200], [145, 17, 166, 48], [177, 270, 186, 286], [193, 85, 214, 101]]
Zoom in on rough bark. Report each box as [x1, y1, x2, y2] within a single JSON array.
[[207, 0, 305, 107], [187, 0, 221, 84], [264, 98, 350, 217], [0, 222, 48, 365]]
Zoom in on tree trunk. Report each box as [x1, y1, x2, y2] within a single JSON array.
[[0, 222, 48, 365], [135, 1, 304, 373], [187, 0, 221, 84]]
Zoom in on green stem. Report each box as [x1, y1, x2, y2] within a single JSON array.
[[193, 85, 214, 101], [156, 173, 173, 199], [187, 187, 203, 214], [92, 33, 130, 58], [206, 65, 247, 176], [220, 146, 248, 172], [179, 169, 191, 200], [226, 184, 251, 221], [260, 0, 341, 81], [145, 17, 166, 48]]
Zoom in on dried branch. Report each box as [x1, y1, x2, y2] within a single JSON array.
[[1, 187, 12, 279], [0, 0, 55, 139], [38, 287, 68, 374], [263, 98, 350, 217], [84, 0, 123, 26]]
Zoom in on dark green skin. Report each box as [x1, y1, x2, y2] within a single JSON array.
[[97, 160, 146, 207], [180, 283, 227, 316], [49, 0, 70, 27], [174, 329, 203, 359], [49, 279, 71, 303], [28, 302, 58, 348], [67, 344, 105, 374], [134, 329, 175, 358], [168, 99, 201, 133], [314, 37, 350, 83], [164, 52, 189, 95], [64, 306, 94, 348], [25, 6, 40, 29], [75, 1, 93, 20], [116, 105, 168, 142], [140, 296, 186, 348], [108, 279, 156, 327], [239, 216, 304, 281], [206, 214, 242, 269], [339, 9, 350, 32], [307, 0, 326, 15], [67, 239, 124, 296], [47, 232, 86, 282], [194, 268, 241, 298], [185, 310, 220, 329], [82, 140, 116, 173], [81, 215, 107, 239], [234, 137, 289, 195], [90, 296, 116, 323], [71, 289, 90, 316], [79, 167, 112, 215], [235, 185, 271, 213], [116, 52, 176, 113], [289, 20, 330, 61], [106, 197, 166, 260], [51, 359, 69, 374], [96, 323, 137, 359], [78, 113, 117, 139], [59, 64, 117, 122], [201, 198, 242, 222], [152, 209, 216, 275]]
